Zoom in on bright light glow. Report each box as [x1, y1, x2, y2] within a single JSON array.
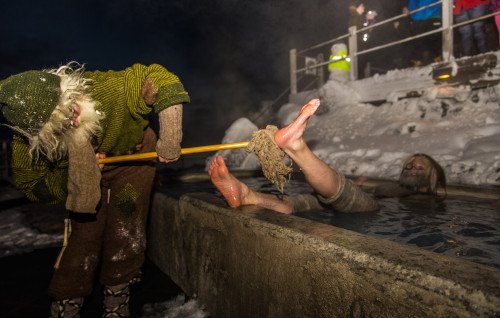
[[436, 73, 451, 79]]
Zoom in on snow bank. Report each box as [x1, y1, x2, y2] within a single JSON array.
[[213, 72, 500, 186]]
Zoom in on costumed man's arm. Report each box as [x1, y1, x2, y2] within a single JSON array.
[[12, 134, 101, 213], [156, 104, 183, 163], [65, 140, 102, 213], [12, 135, 68, 204], [136, 64, 190, 162]]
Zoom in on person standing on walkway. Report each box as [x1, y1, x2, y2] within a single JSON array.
[[489, 0, 500, 47], [408, 0, 443, 64], [0, 62, 190, 317], [348, 1, 369, 79], [390, 6, 418, 68], [348, 1, 366, 32], [454, 0, 491, 57]]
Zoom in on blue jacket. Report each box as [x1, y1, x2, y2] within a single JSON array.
[[408, 0, 442, 20]]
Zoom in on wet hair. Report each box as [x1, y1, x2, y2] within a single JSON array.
[[400, 153, 447, 199]]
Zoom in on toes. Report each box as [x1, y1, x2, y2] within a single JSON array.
[[209, 158, 218, 176], [216, 155, 225, 165]]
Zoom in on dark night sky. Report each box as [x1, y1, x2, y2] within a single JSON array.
[[0, 0, 404, 147]]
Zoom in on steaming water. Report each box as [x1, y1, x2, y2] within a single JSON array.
[[296, 197, 500, 269], [162, 175, 500, 269]]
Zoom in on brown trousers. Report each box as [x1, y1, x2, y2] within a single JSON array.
[[48, 128, 157, 300]]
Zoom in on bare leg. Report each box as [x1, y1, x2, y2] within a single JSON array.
[[209, 155, 293, 213], [275, 99, 341, 198]]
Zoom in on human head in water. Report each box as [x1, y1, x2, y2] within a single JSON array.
[[399, 153, 447, 197]]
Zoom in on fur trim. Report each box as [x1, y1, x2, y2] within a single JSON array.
[[21, 62, 103, 161]]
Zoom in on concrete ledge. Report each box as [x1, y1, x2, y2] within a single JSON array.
[[148, 192, 500, 318]]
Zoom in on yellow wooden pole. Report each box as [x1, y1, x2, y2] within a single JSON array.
[[98, 141, 249, 164]]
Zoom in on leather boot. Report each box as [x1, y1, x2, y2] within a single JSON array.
[[50, 297, 84, 318], [103, 283, 130, 317]]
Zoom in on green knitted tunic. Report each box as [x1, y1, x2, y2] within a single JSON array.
[[11, 64, 190, 204]]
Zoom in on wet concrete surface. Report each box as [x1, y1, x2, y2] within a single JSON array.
[[149, 192, 500, 317]]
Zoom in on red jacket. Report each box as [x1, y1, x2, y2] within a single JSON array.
[[454, 0, 490, 14]]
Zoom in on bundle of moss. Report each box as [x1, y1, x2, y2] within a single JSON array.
[[246, 125, 292, 193]]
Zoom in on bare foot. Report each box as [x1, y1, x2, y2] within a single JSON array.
[[209, 155, 249, 208], [274, 99, 320, 152], [209, 155, 294, 213]]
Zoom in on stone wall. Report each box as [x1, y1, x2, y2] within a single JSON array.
[[148, 192, 500, 318]]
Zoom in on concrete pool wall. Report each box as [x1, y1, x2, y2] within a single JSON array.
[[147, 192, 500, 318]]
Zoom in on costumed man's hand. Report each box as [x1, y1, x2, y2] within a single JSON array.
[[156, 104, 183, 163], [96, 153, 106, 170], [66, 141, 102, 213]]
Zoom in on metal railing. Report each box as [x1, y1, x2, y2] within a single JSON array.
[[290, 0, 499, 94]]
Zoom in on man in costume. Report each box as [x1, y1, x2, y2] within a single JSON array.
[[0, 62, 190, 317], [208, 99, 380, 214]]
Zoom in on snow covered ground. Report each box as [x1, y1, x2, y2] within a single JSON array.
[[214, 55, 500, 188], [142, 294, 208, 318], [0, 208, 63, 258]]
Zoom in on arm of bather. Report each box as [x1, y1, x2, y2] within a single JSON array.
[[317, 172, 380, 213]]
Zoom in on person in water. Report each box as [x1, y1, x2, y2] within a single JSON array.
[[371, 153, 447, 199], [208, 99, 380, 214]]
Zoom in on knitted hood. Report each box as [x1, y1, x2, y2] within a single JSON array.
[[0, 70, 61, 132]]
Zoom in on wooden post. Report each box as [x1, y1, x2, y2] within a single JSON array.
[[317, 53, 324, 88], [442, 0, 454, 62], [348, 26, 358, 81], [290, 48, 297, 95]]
